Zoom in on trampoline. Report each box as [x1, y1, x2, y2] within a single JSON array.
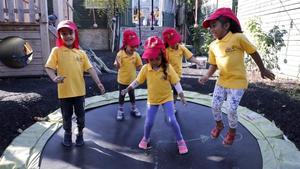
[[1, 89, 300, 169]]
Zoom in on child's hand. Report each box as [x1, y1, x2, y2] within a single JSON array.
[[114, 56, 121, 69], [260, 68, 275, 80], [121, 88, 128, 96], [97, 83, 105, 94], [197, 60, 205, 68], [53, 76, 65, 83], [198, 75, 209, 85], [178, 92, 187, 106]]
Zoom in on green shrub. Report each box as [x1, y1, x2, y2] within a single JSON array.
[[245, 18, 287, 70]]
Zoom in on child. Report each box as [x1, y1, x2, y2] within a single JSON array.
[[162, 28, 203, 112], [121, 36, 188, 154], [199, 8, 275, 145], [114, 29, 143, 121], [45, 20, 105, 147]]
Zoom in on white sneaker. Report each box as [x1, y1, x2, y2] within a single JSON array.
[[131, 107, 141, 117], [116, 110, 125, 121]]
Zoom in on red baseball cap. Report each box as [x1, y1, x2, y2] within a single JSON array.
[[162, 28, 181, 46], [202, 8, 240, 29], [142, 36, 166, 60], [122, 29, 140, 48], [56, 20, 79, 49], [56, 20, 77, 31]]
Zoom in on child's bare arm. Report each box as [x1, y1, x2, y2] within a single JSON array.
[[198, 64, 217, 85], [136, 65, 142, 70], [188, 56, 204, 67], [87, 68, 105, 94], [121, 80, 140, 95], [250, 51, 275, 80], [173, 82, 187, 106], [45, 67, 65, 83], [114, 56, 121, 69]]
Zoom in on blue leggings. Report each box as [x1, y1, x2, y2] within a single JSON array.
[[144, 101, 183, 141]]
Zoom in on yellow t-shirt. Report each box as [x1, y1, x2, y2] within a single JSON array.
[[166, 44, 193, 78], [208, 32, 256, 89], [45, 47, 92, 99], [117, 50, 143, 85], [136, 64, 179, 105]]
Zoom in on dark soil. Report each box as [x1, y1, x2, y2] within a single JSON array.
[[1, 50, 300, 156]]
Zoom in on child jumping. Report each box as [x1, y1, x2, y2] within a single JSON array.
[[45, 20, 105, 147], [121, 36, 188, 154], [199, 8, 275, 145], [162, 28, 203, 112], [114, 29, 143, 121]]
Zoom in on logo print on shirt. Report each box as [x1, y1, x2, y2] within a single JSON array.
[[225, 46, 235, 53], [75, 55, 82, 62]]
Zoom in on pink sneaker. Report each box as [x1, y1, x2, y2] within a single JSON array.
[[138, 137, 149, 149], [177, 140, 188, 154]]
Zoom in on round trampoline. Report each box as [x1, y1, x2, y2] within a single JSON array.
[[39, 100, 262, 169], [1, 89, 299, 169]]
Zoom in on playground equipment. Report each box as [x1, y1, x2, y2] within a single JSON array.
[[0, 36, 33, 68]]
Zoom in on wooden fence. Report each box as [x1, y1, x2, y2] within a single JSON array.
[[0, 0, 50, 77]]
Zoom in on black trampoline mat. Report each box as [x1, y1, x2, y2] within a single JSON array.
[[39, 100, 262, 169]]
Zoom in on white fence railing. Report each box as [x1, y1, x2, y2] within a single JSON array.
[[0, 0, 42, 23]]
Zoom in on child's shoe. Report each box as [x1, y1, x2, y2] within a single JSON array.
[[177, 140, 188, 154], [138, 137, 150, 149], [116, 110, 125, 121], [222, 131, 235, 145], [210, 125, 224, 138], [75, 133, 84, 146], [131, 107, 141, 118], [62, 132, 72, 147]]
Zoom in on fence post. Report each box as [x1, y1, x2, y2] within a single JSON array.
[[7, 0, 15, 22], [29, 0, 35, 22], [0, 0, 4, 21], [17, 0, 25, 22], [39, 0, 50, 70]]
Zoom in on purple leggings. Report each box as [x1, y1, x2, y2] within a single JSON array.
[[143, 101, 183, 141]]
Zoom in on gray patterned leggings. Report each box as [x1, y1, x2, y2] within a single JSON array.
[[211, 84, 245, 128]]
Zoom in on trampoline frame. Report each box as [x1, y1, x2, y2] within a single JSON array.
[[0, 89, 299, 169]]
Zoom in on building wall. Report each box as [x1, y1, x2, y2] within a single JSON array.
[[79, 29, 109, 50], [237, 0, 300, 78], [73, 0, 109, 50]]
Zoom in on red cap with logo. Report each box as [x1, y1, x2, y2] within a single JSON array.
[[56, 20, 78, 31], [162, 28, 181, 46], [122, 29, 140, 49], [142, 36, 166, 60], [56, 20, 79, 49], [202, 8, 240, 29]]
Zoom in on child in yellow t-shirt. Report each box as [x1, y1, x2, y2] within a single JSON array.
[[162, 28, 203, 113], [114, 29, 143, 121], [199, 8, 275, 145], [45, 20, 105, 147], [121, 36, 188, 155]]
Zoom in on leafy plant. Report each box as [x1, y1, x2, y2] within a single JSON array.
[[86, 0, 129, 18], [186, 0, 214, 56], [190, 26, 213, 56], [245, 18, 287, 70]]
